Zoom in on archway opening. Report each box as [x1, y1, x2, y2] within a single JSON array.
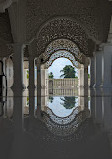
[[47, 56, 79, 117]]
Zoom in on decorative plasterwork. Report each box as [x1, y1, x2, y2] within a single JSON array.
[[45, 51, 79, 69], [26, 0, 111, 44], [36, 18, 89, 56], [45, 106, 79, 125], [0, 0, 15, 13], [0, 43, 13, 57], [38, 39, 87, 65], [43, 108, 90, 137], [0, 10, 13, 43]]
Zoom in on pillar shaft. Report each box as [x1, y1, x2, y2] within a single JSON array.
[[94, 51, 102, 87], [13, 43, 24, 132], [37, 60, 41, 117], [102, 45, 112, 87], [90, 56, 95, 87], [13, 43, 24, 90], [41, 64, 48, 96], [78, 64, 88, 88], [29, 56, 35, 118]]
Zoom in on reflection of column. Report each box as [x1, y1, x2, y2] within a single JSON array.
[[103, 90, 112, 130], [94, 51, 102, 87], [78, 63, 88, 109], [78, 86, 88, 110], [94, 88, 103, 124], [102, 45, 112, 88], [13, 43, 24, 131], [28, 55, 35, 118], [90, 88, 95, 119], [90, 56, 95, 87], [41, 96, 48, 112], [6, 88, 14, 118]]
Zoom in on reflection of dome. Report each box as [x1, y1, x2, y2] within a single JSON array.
[[45, 106, 80, 125], [42, 108, 90, 137]]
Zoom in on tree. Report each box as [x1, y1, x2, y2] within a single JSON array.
[[60, 65, 76, 78], [60, 97, 77, 109], [49, 96, 54, 103], [49, 72, 54, 79]]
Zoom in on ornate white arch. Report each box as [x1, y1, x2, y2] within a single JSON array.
[[39, 39, 84, 64], [35, 17, 91, 57], [45, 51, 79, 69]]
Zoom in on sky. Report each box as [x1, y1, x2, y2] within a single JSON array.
[[48, 58, 78, 79], [48, 96, 79, 117], [34, 57, 90, 79]]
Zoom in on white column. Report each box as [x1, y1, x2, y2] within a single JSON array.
[[37, 59, 41, 117], [41, 64, 49, 96], [28, 55, 35, 118], [6, 58, 14, 88], [41, 64, 46, 96], [94, 51, 102, 87], [2, 58, 7, 88], [84, 64, 88, 88], [78, 63, 88, 108], [79, 64, 88, 87], [12, 43, 24, 131], [78, 64, 84, 87], [24, 60, 29, 88], [0, 58, 3, 96], [13, 44, 24, 90], [102, 44, 112, 88], [90, 56, 95, 87]]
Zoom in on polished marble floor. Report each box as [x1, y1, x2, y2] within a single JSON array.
[[0, 88, 112, 159]]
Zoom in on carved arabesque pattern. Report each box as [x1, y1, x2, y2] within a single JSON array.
[[26, 0, 111, 45], [39, 39, 84, 65], [0, 10, 13, 43], [45, 106, 80, 125], [43, 108, 90, 137], [46, 51, 79, 68], [36, 18, 89, 56]]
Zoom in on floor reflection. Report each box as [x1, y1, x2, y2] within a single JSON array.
[[47, 96, 79, 117], [0, 88, 112, 159]]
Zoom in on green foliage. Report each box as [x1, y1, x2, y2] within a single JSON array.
[[49, 72, 54, 79], [49, 96, 54, 103], [60, 97, 77, 109], [60, 65, 76, 78], [27, 96, 29, 105], [27, 70, 29, 79], [88, 74, 90, 78]]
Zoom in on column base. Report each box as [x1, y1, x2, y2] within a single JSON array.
[[93, 84, 102, 88], [101, 84, 112, 88], [27, 85, 36, 90], [11, 84, 26, 91]]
